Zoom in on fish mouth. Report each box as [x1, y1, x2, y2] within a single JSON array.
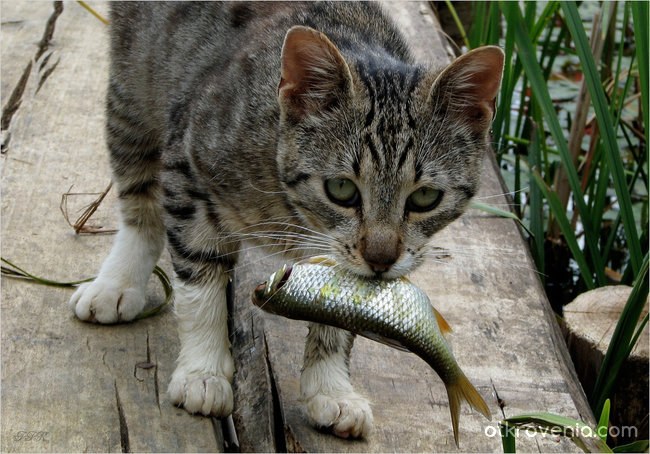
[[252, 265, 293, 307]]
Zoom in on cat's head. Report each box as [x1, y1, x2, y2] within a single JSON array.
[[276, 26, 504, 278]]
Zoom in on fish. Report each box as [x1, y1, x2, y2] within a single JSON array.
[[251, 256, 491, 446]]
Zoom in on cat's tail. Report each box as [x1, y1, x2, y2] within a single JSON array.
[[445, 372, 491, 447]]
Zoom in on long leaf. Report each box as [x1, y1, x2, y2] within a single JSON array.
[[500, 413, 612, 453], [470, 201, 534, 237], [591, 252, 650, 415], [500, 423, 517, 453], [630, 1, 649, 146], [561, 1, 643, 275], [501, 2, 606, 287], [529, 122, 545, 275], [613, 439, 650, 453], [1, 257, 172, 320], [531, 169, 594, 288], [597, 399, 610, 443]]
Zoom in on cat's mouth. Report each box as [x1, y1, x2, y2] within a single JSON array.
[[336, 255, 412, 280]]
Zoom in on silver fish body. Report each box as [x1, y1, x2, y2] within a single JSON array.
[[252, 256, 491, 445]]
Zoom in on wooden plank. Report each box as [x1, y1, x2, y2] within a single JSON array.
[[0, 1, 595, 452], [229, 2, 595, 452], [1, 2, 222, 452]]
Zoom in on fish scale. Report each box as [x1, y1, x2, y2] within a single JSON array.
[[252, 256, 491, 446]]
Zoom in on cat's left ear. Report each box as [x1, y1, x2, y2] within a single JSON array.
[[278, 26, 354, 121], [428, 46, 504, 129]]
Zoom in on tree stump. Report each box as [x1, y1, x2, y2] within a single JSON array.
[[562, 286, 649, 446]]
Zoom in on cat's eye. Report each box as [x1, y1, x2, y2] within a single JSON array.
[[407, 187, 442, 212], [325, 178, 360, 207]]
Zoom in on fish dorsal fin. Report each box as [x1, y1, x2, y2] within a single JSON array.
[[299, 256, 338, 267], [434, 308, 452, 337], [359, 331, 410, 352]]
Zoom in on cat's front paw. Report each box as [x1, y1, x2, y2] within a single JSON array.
[[69, 279, 146, 324], [168, 369, 233, 417], [304, 392, 373, 439]]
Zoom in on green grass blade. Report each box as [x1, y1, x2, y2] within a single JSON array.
[[468, 2, 485, 48], [77, 1, 109, 25], [1, 257, 172, 320], [1, 257, 93, 287], [531, 169, 594, 288], [630, 1, 649, 144], [470, 201, 534, 237], [561, 1, 643, 275], [486, 2, 501, 45], [500, 422, 517, 453], [591, 252, 650, 415], [501, 1, 606, 287], [500, 413, 612, 452], [528, 123, 545, 275], [613, 439, 650, 453], [597, 399, 610, 443], [444, 0, 470, 49], [625, 313, 648, 360]]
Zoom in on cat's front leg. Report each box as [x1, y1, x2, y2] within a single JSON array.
[[301, 323, 373, 438], [167, 269, 234, 416]]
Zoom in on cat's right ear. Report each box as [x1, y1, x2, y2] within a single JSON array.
[[278, 26, 354, 121], [428, 46, 505, 131]]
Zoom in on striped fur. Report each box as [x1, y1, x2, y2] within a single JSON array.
[[69, 2, 503, 439]]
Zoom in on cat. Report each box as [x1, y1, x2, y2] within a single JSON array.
[[69, 2, 503, 439]]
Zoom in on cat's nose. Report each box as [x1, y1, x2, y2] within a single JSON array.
[[359, 229, 400, 274], [366, 260, 394, 274]]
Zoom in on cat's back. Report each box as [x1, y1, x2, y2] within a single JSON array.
[[108, 2, 412, 109]]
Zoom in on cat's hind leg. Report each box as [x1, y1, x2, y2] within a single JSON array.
[[301, 324, 374, 438], [69, 83, 165, 323]]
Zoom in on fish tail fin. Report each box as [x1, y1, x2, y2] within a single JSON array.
[[446, 373, 492, 447]]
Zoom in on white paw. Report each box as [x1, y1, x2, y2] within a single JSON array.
[[168, 369, 233, 417], [305, 392, 373, 438], [69, 279, 146, 324]]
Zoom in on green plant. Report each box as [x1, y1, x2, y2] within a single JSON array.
[[448, 0, 648, 446], [499, 401, 650, 452]]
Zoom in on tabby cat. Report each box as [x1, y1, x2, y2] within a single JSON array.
[[69, 2, 503, 439]]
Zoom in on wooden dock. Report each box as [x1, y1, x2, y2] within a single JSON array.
[[1, 2, 595, 452]]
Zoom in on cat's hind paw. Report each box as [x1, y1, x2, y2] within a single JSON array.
[[304, 392, 374, 439], [69, 279, 146, 324], [168, 370, 233, 417]]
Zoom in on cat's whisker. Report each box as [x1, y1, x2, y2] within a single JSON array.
[[219, 232, 333, 250], [421, 255, 487, 281], [224, 220, 339, 244], [222, 231, 332, 245], [473, 187, 530, 200], [218, 240, 331, 259], [247, 181, 286, 195], [227, 246, 334, 274], [421, 247, 542, 276]]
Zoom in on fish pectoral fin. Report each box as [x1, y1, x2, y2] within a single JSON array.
[[359, 331, 410, 352], [433, 308, 452, 337]]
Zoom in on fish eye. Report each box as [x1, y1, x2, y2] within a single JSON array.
[[324, 178, 360, 207], [406, 187, 442, 212]]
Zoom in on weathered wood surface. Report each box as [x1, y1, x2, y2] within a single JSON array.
[[231, 2, 595, 453], [1, 1, 594, 453], [1, 2, 223, 452]]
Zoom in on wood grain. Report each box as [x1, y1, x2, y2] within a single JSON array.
[[1, 1, 594, 452], [229, 2, 595, 452], [1, 2, 222, 452]]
